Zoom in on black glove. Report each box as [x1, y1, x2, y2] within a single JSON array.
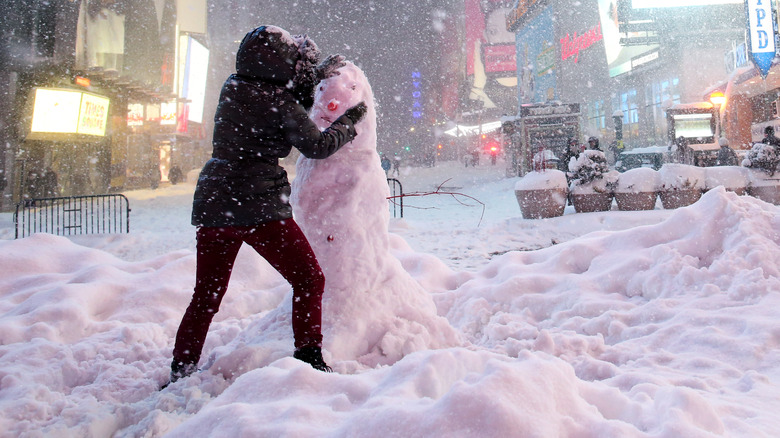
[[315, 54, 346, 81], [343, 102, 367, 124]]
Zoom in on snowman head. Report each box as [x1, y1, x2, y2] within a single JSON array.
[[311, 61, 375, 135]]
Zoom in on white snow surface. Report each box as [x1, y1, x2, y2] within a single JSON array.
[[1, 162, 780, 436]]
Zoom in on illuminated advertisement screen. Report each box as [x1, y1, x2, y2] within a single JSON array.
[[30, 88, 109, 136], [598, 0, 660, 77], [515, 5, 557, 104], [673, 114, 714, 138], [30, 89, 82, 134], [632, 0, 741, 7], [182, 37, 209, 123]]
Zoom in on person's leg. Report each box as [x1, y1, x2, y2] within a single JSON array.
[[243, 219, 326, 351], [171, 226, 242, 379]]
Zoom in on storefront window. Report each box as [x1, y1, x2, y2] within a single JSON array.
[[643, 77, 680, 145], [587, 100, 607, 138], [613, 90, 640, 143]]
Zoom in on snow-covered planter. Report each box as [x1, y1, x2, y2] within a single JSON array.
[[742, 142, 779, 176], [568, 150, 616, 213], [514, 169, 568, 219], [704, 166, 748, 195], [657, 163, 705, 209], [746, 168, 780, 205], [614, 167, 658, 211]]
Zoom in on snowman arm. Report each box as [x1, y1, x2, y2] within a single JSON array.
[[282, 102, 357, 159]]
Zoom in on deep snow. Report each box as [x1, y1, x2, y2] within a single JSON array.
[[1, 158, 779, 437]]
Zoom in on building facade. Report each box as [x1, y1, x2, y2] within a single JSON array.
[[0, 0, 208, 211], [506, 0, 749, 172]]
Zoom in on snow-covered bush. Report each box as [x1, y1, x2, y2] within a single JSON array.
[[567, 150, 617, 194], [742, 142, 779, 176]]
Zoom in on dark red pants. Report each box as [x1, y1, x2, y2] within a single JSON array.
[[172, 220, 325, 367]]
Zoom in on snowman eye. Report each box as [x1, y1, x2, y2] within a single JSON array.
[[327, 100, 339, 111]]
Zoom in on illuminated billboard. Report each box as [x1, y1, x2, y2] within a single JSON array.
[[30, 88, 110, 137], [182, 37, 210, 124], [632, 0, 741, 7], [598, 0, 660, 77]]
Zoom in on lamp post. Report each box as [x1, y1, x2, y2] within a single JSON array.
[[709, 91, 726, 140]]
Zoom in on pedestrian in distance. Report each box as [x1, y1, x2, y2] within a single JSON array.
[[381, 155, 392, 176], [716, 137, 738, 166], [392, 155, 401, 176], [559, 137, 580, 172], [762, 125, 780, 155], [586, 136, 602, 152], [165, 25, 367, 388]]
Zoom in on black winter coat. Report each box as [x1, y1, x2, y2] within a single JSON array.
[[192, 26, 358, 227]]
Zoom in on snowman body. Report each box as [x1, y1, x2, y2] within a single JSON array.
[[291, 62, 459, 365]]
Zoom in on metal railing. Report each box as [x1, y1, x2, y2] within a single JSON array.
[[387, 178, 404, 218], [14, 194, 130, 239]]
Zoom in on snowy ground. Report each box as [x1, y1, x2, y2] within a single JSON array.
[[1, 159, 779, 437]]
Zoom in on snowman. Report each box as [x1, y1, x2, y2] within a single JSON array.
[[290, 62, 461, 366]]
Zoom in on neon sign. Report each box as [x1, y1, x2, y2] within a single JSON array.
[[560, 23, 603, 63]]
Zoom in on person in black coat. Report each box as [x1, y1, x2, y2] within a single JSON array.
[[167, 25, 367, 386], [716, 137, 738, 166]]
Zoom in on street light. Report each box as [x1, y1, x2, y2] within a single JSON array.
[[709, 91, 726, 140]]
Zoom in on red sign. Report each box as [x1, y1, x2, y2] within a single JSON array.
[[483, 44, 517, 73], [560, 23, 603, 63]]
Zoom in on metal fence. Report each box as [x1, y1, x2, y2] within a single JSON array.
[[387, 178, 403, 218], [14, 194, 130, 239]]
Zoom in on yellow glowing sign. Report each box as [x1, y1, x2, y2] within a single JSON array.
[[78, 93, 110, 136], [30, 88, 110, 136], [30, 89, 82, 134]]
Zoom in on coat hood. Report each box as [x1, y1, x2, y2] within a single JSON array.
[[235, 25, 299, 83]]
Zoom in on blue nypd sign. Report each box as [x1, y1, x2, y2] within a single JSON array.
[[746, 0, 777, 79]]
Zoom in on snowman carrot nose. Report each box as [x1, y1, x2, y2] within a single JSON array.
[[327, 100, 339, 111]]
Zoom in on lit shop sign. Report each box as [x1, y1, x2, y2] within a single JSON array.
[[30, 88, 109, 137], [411, 71, 423, 120], [160, 100, 177, 125], [631, 50, 659, 69], [127, 103, 144, 126], [560, 23, 603, 63]]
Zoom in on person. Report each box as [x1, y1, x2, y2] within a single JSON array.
[[586, 136, 602, 152], [716, 137, 738, 166], [559, 138, 580, 172], [392, 155, 401, 176], [166, 25, 367, 386], [381, 155, 392, 176], [42, 167, 58, 197], [762, 126, 780, 154]]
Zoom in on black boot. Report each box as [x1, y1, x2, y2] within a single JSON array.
[[160, 360, 197, 389], [293, 346, 332, 372]]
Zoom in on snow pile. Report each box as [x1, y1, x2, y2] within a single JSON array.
[[658, 163, 706, 190], [614, 167, 658, 193], [704, 165, 748, 190], [514, 169, 567, 191], [0, 168, 779, 436]]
